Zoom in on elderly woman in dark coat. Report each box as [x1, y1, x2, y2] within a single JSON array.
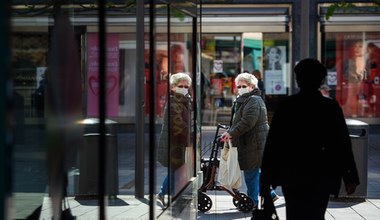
[[222, 72, 277, 207], [157, 72, 192, 207]]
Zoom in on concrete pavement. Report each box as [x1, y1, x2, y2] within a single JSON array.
[[11, 125, 380, 219]]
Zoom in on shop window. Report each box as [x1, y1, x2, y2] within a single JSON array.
[[12, 34, 49, 118], [322, 32, 380, 118], [201, 34, 241, 125], [201, 33, 291, 126]]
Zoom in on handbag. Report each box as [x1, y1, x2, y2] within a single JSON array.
[[217, 139, 241, 189], [251, 186, 279, 220]]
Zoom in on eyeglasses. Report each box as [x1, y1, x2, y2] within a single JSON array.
[[177, 85, 189, 89], [237, 85, 248, 89]]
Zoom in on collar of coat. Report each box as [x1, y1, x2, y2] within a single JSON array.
[[170, 91, 192, 103]]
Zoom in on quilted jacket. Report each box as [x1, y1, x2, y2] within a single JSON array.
[[228, 89, 269, 170]]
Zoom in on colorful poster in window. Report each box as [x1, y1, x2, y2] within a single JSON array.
[[86, 33, 120, 117], [338, 34, 380, 117]]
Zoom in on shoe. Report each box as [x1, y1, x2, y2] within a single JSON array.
[[272, 195, 279, 202], [157, 194, 166, 207]]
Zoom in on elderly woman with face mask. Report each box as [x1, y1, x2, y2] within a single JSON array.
[[222, 72, 278, 209], [157, 72, 192, 207]]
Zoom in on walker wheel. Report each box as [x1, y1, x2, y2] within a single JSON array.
[[198, 192, 212, 212], [237, 195, 254, 213], [232, 192, 248, 207]]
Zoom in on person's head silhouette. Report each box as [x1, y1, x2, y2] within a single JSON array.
[[294, 58, 327, 90]]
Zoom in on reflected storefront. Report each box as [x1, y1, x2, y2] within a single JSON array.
[[320, 4, 380, 123], [322, 32, 380, 118], [6, 0, 200, 219]]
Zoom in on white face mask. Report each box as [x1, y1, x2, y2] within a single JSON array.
[[174, 87, 188, 96], [237, 88, 250, 96]]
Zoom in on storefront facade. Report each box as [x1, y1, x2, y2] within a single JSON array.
[[1, 0, 380, 219], [200, 1, 380, 126]]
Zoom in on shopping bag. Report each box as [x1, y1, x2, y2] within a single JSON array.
[[218, 142, 229, 186], [217, 139, 241, 189]]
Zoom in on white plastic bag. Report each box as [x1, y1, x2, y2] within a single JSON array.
[[217, 139, 241, 189]]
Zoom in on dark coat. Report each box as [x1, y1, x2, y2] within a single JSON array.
[[229, 89, 269, 170], [260, 89, 360, 196], [158, 92, 192, 168]]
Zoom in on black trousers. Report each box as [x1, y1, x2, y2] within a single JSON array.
[[282, 185, 330, 220]]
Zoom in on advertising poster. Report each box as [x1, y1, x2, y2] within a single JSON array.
[[265, 70, 286, 95], [213, 60, 223, 73], [264, 46, 286, 95], [86, 33, 120, 116], [340, 34, 380, 117], [327, 71, 337, 86], [264, 46, 285, 71]]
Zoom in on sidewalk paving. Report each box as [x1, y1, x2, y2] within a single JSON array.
[[12, 126, 380, 219]]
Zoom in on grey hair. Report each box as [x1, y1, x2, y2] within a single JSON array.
[[170, 72, 192, 86], [234, 72, 258, 88]]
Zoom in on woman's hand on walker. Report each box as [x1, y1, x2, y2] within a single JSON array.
[[221, 132, 232, 141]]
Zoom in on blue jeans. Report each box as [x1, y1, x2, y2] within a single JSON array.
[[244, 168, 278, 206], [244, 168, 260, 205], [159, 174, 174, 196]]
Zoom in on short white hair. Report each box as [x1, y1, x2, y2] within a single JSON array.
[[170, 72, 192, 86], [234, 72, 258, 88]]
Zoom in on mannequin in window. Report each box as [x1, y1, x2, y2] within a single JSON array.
[[343, 40, 366, 117]]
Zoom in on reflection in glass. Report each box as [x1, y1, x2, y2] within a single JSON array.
[[323, 32, 380, 118]]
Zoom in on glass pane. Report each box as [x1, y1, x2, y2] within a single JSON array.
[[168, 35, 194, 198], [10, 2, 144, 219], [262, 33, 291, 122], [322, 32, 380, 118], [10, 1, 198, 218], [156, 4, 196, 214], [201, 32, 291, 125], [155, 6, 170, 212], [11, 4, 85, 219], [200, 34, 242, 126]]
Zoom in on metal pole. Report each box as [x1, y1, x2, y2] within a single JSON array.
[[149, 0, 156, 219], [98, 0, 107, 219], [300, 0, 310, 59], [0, 1, 11, 219], [135, 0, 145, 199]]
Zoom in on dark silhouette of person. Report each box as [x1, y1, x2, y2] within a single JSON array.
[[260, 58, 360, 220]]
